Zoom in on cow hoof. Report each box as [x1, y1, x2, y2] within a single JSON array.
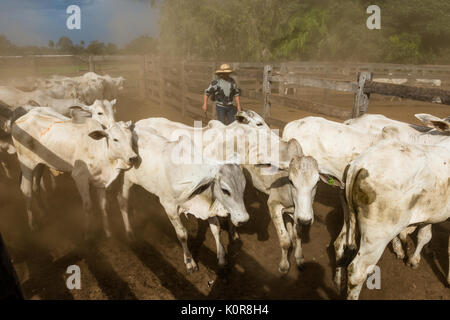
[[394, 252, 405, 260], [126, 232, 136, 242], [278, 262, 290, 275], [295, 256, 305, 270], [406, 259, 419, 269], [218, 259, 227, 269], [186, 260, 199, 274], [231, 232, 240, 241]]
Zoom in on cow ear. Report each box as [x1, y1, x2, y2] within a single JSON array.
[[287, 139, 303, 158], [88, 130, 108, 140], [430, 120, 450, 132], [319, 173, 344, 189], [415, 113, 442, 126]]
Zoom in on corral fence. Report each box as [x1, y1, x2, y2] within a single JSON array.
[[264, 62, 450, 128], [1, 55, 450, 128]]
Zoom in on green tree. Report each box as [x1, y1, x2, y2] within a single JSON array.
[[124, 35, 158, 54], [86, 41, 106, 55], [56, 36, 74, 54]]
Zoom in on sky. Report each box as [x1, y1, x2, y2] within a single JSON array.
[[0, 0, 159, 47]]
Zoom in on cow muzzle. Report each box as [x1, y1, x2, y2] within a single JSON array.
[[230, 211, 249, 227]]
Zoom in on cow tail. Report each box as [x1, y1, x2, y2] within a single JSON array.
[[344, 162, 363, 253]]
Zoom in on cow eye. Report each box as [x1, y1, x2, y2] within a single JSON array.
[[97, 112, 103, 115], [221, 188, 231, 196], [256, 123, 263, 126], [113, 138, 119, 142]]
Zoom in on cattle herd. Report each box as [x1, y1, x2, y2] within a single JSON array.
[[0, 71, 448, 300]]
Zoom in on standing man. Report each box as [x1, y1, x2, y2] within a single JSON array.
[[203, 64, 242, 125]]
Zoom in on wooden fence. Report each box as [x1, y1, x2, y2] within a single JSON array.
[[1, 55, 449, 128]]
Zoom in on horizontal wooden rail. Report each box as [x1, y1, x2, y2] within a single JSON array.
[[271, 75, 357, 93], [364, 81, 450, 105]]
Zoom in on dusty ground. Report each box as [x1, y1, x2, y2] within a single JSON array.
[[0, 89, 449, 300]]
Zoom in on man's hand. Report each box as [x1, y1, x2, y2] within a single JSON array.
[[202, 104, 207, 113]]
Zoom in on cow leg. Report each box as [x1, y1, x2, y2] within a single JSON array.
[[72, 175, 92, 239], [347, 231, 390, 300], [97, 188, 111, 238], [163, 202, 198, 273], [228, 222, 240, 241], [20, 165, 36, 231], [286, 220, 305, 269], [407, 224, 432, 269], [391, 236, 405, 259], [208, 217, 226, 267], [1, 161, 11, 179], [33, 164, 48, 212], [269, 202, 291, 274], [393, 226, 417, 259], [334, 190, 355, 291], [117, 177, 134, 240]]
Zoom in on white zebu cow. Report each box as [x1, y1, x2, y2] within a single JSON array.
[[342, 113, 448, 264], [36, 72, 125, 104], [118, 125, 249, 272], [138, 114, 323, 274], [282, 114, 448, 287], [0, 86, 85, 114], [11, 107, 138, 237], [344, 116, 449, 299], [0, 85, 118, 130]]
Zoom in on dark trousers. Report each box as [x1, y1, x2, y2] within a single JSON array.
[[216, 105, 237, 125]]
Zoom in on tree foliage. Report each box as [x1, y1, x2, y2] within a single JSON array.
[[157, 0, 450, 63]]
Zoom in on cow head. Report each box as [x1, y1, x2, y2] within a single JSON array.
[[71, 99, 117, 128], [235, 110, 268, 128], [88, 120, 138, 170], [265, 139, 336, 226], [213, 164, 249, 227]]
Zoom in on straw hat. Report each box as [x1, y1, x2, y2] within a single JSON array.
[[216, 63, 234, 74]]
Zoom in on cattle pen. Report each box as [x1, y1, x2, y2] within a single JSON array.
[[1, 55, 449, 128], [0, 55, 449, 300]]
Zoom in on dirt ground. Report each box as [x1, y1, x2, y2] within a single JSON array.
[[0, 89, 449, 300]]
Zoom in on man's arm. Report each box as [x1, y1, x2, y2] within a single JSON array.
[[235, 96, 241, 111], [233, 81, 242, 111], [203, 80, 216, 112], [202, 94, 209, 113]]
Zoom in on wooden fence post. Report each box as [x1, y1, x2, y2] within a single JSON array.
[[158, 57, 164, 107], [88, 55, 95, 72], [352, 71, 373, 118], [139, 55, 147, 99], [263, 64, 273, 120], [279, 63, 287, 95]]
